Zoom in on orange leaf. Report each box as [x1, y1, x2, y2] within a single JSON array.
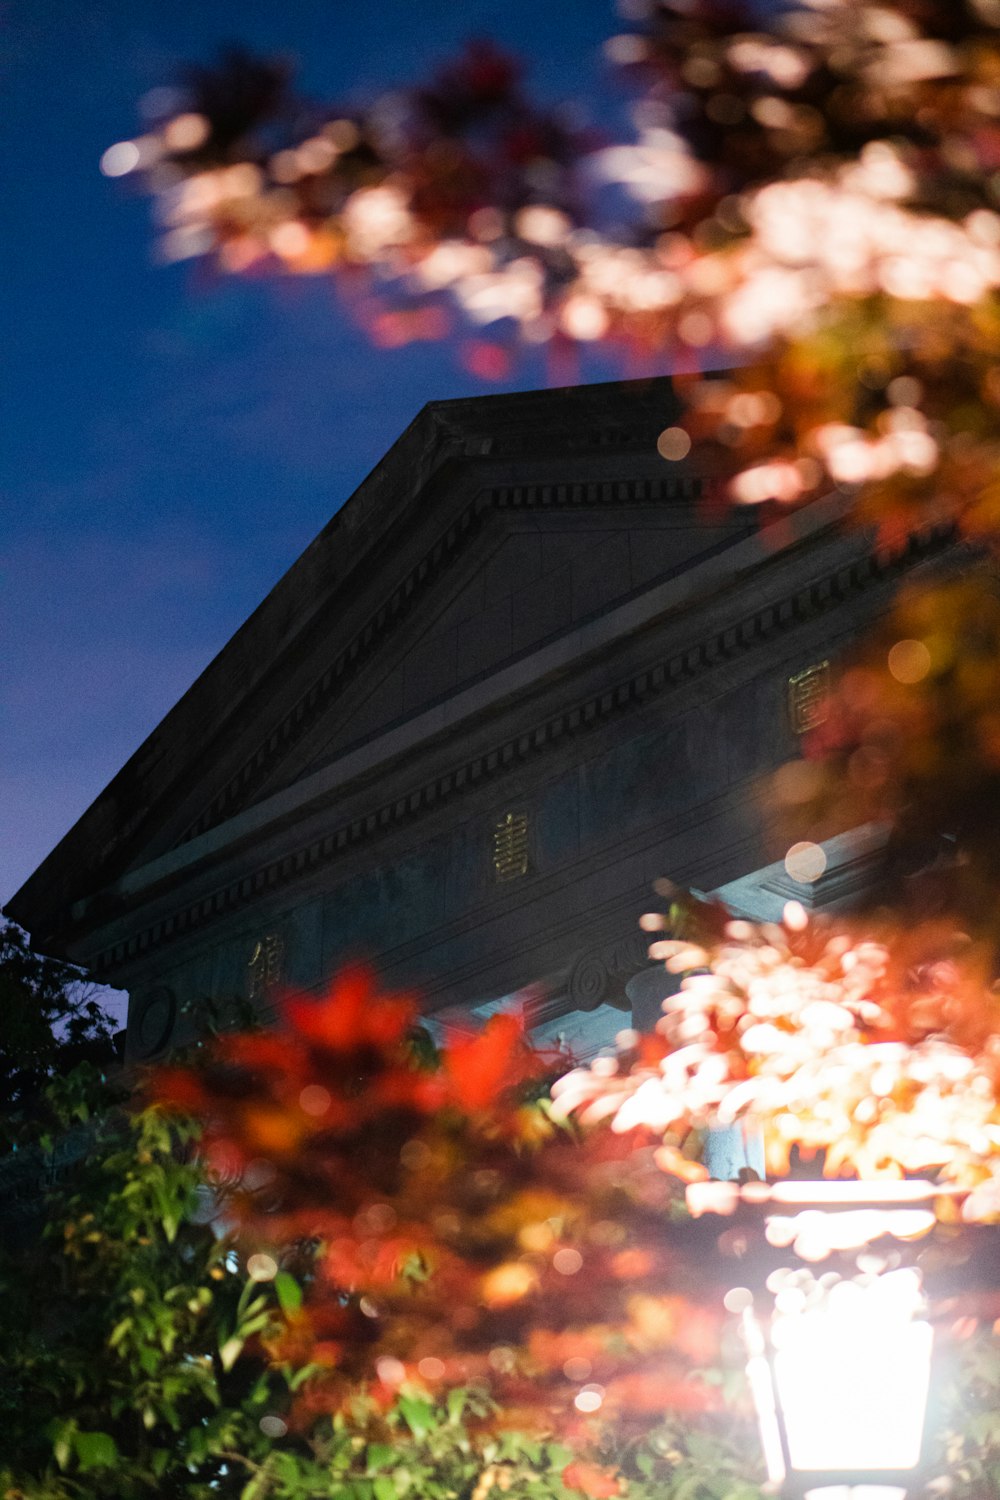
[[442, 1011, 538, 1111], [284, 968, 416, 1052], [562, 1461, 624, 1498]]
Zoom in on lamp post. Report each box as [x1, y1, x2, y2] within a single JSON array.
[[688, 1178, 960, 1499]]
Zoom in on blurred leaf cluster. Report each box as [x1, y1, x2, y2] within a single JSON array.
[[0, 917, 118, 1150]]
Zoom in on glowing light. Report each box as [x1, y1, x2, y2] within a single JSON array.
[[376, 1356, 406, 1387], [299, 1084, 331, 1116], [100, 140, 141, 177], [678, 310, 714, 346], [574, 1384, 605, 1412], [686, 1181, 740, 1218], [163, 112, 210, 152], [564, 1356, 593, 1380], [270, 150, 303, 184], [723, 1286, 754, 1314], [769, 1180, 940, 1205], [296, 136, 338, 173], [481, 1261, 538, 1305], [603, 33, 649, 65], [342, 185, 414, 258], [270, 222, 313, 261], [784, 841, 827, 883], [515, 205, 572, 247], [417, 242, 493, 290], [730, 461, 803, 505], [247, 1253, 278, 1281], [553, 1247, 584, 1275], [418, 1356, 446, 1380], [657, 426, 691, 460], [560, 295, 609, 341], [887, 639, 932, 684], [768, 1270, 933, 1472], [259, 1414, 288, 1437], [783, 900, 809, 932], [592, 128, 706, 202]]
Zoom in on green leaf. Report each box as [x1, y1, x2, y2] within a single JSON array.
[[447, 1386, 470, 1424], [367, 1444, 396, 1472], [546, 1445, 573, 1471], [289, 1360, 323, 1391], [398, 1393, 435, 1439], [686, 1433, 723, 1466], [108, 1315, 132, 1349], [48, 1417, 77, 1471], [374, 1478, 398, 1500], [74, 1430, 119, 1470], [219, 1335, 245, 1371], [274, 1269, 303, 1314]]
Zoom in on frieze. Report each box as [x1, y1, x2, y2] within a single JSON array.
[[176, 473, 705, 847], [93, 522, 953, 976]]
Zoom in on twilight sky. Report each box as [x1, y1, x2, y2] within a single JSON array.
[[2, 0, 630, 914]]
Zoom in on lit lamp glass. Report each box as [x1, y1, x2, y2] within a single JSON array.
[[717, 1185, 939, 1498]]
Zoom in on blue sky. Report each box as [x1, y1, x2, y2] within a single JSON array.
[[2, 0, 625, 913]]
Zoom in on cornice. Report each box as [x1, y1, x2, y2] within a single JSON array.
[[89, 521, 953, 978], [176, 471, 707, 848]]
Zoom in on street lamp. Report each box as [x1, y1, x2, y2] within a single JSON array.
[[689, 1179, 948, 1497]]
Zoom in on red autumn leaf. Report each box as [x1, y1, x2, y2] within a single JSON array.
[[441, 1011, 539, 1111], [562, 1461, 623, 1498], [283, 967, 417, 1052], [152, 1067, 210, 1113]]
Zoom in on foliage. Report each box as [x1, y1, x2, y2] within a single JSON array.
[[153, 969, 731, 1443], [554, 900, 1000, 1200], [0, 979, 758, 1500], [7, 964, 1000, 1497], [0, 916, 118, 1150], [0, 1084, 286, 1496], [108, 2, 1000, 538]]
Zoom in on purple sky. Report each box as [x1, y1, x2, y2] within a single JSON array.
[[2, 0, 628, 919]]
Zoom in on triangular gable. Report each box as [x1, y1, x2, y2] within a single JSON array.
[[245, 495, 751, 805], [7, 376, 743, 953]]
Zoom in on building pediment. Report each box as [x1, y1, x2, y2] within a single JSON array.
[[7, 377, 750, 950], [8, 374, 955, 1058]]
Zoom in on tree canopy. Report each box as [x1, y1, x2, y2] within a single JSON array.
[[10, 1, 1000, 1493]]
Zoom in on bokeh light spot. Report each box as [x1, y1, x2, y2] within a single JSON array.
[[783, 900, 809, 931], [553, 1247, 584, 1275], [163, 112, 210, 152], [657, 426, 691, 460], [299, 1084, 331, 1116], [259, 1414, 288, 1438], [784, 840, 827, 883], [560, 295, 609, 341], [376, 1356, 406, 1387], [887, 638, 932, 684], [723, 1285, 754, 1314], [100, 141, 141, 177]]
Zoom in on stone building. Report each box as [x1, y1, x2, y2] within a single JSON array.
[[7, 378, 950, 1063]]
